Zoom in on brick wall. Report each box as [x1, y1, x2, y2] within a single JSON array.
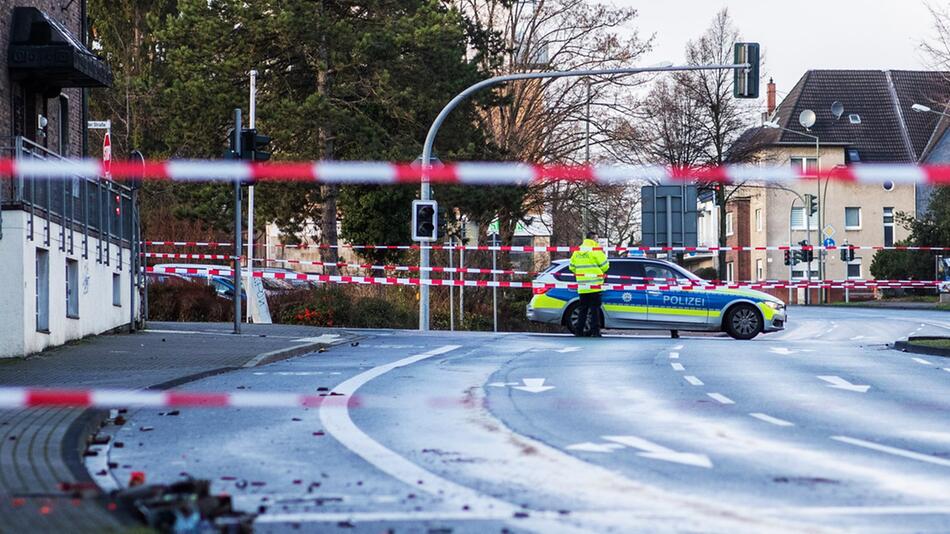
[[0, 1, 86, 159], [724, 198, 751, 281]]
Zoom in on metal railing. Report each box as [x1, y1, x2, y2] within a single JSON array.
[[0, 137, 134, 264]]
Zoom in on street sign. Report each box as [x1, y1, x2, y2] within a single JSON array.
[[87, 120, 111, 130], [823, 225, 836, 238], [641, 185, 698, 248], [102, 132, 112, 178], [823, 238, 836, 248]]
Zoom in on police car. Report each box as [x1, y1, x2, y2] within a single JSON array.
[[526, 258, 786, 340]]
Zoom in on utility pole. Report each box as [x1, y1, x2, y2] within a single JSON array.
[[247, 70, 257, 323], [233, 108, 243, 334]]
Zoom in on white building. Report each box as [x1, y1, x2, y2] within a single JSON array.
[[0, 5, 137, 358]]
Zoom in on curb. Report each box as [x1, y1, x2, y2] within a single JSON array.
[[64, 331, 354, 528], [893, 337, 950, 358]]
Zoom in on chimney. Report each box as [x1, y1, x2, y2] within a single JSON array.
[[767, 78, 777, 115]]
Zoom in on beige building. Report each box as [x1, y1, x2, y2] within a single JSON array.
[[725, 70, 949, 285]]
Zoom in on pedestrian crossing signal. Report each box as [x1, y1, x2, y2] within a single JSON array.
[[412, 200, 438, 242]]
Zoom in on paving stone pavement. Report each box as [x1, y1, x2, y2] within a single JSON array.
[[0, 321, 353, 533]]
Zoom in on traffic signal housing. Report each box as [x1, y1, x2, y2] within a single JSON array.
[[799, 240, 814, 264], [733, 42, 760, 99], [806, 194, 818, 217], [240, 128, 271, 162], [840, 244, 855, 262], [412, 200, 438, 242]]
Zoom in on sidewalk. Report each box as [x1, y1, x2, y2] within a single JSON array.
[[0, 321, 354, 533]]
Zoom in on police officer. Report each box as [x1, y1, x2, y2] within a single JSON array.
[[569, 230, 609, 337]]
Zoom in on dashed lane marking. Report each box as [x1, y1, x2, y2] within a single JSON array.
[[669, 352, 680, 359], [749, 413, 795, 427], [911, 357, 933, 365], [671, 344, 684, 350], [831, 436, 950, 468], [671, 362, 685, 371], [707, 393, 734, 405], [683, 375, 704, 386]]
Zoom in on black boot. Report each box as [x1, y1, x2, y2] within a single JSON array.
[[671, 330, 680, 339]]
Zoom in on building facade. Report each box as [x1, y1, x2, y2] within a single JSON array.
[[0, 2, 136, 357], [725, 70, 949, 288]]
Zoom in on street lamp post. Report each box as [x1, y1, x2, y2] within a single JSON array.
[[418, 61, 751, 331], [911, 103, 950, 118]]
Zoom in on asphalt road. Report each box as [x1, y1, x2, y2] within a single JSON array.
[[104, 307, 950, 533]]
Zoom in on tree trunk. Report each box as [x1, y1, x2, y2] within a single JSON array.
[[317, 3, 338, 267], [716, 185, 727, 280]]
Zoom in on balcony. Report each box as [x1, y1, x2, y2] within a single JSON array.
[[0, 137, 135, 265]]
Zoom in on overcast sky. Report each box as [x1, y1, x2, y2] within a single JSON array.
[[621, 0, 936, 99]]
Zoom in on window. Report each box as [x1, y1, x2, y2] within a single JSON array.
[[883, 207, 894, 247], [845, 207, 861, 230], [790, 157, 818, 176], [790, 207, 817, 230], [604, 260, 645, 283], [791, 264, 819, 280], [66, 259, 79, 318], [725, 212, 734, 236], [643, 263, 688, 282], [113, 273, 122, 307], [847, 148, 861, 163], [58, 95, 70, 156], [36, 249, 49, 332], [755, 208, 762, 231], [756, 259, 764, 281], [726, 262, 734, 282], [882, 180, 894, 191], [847, 261, 862, 279]]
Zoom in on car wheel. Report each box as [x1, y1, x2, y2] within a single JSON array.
[[564, 303, 583, 336], [725, 304, 762, 340]]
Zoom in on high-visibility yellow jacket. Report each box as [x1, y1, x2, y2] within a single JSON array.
[[569, 239, 609, 294]]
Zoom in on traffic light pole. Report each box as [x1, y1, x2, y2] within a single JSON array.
[[418, 61, 751, 331]]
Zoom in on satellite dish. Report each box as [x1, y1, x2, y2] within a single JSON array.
[[831, 101, 845, 120], [799, 109, 817, 129]]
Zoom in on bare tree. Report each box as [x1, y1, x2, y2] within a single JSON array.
[[460, 0, 652, 248], [922, 3, 950, 72], [678, 8, 760, 278]]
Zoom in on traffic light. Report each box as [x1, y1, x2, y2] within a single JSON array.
[[784, 250, 792, 266], [412, 200, 438, 242], [806, 194, 818, 217], [114, 193, 121, 216], [840, 244, 855, 262], [733, 42, 760, 99], [240, 128, 271, 162], [225, 128, 271, 161], [799, 240, 814, 264]]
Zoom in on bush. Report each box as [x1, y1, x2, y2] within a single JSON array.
[[147, 281, 233, 322], [693, 267, 719, 280]]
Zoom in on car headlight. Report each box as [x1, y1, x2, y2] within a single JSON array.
[[765, 301, 785, 311]]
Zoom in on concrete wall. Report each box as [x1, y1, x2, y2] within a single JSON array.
[[0, 211, 136, 358]]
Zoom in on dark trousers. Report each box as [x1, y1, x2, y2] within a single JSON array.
[[576, 292, 602, 337]]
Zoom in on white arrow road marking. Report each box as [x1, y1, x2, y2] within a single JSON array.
[[749, 413, 795, 427], [292, 334, 342, 343], [769, 347, 795, 355], [668, 351, 680, 359], [911, 357, 933, 365], [487, 382, 519, 388], [671, 344, 684, 350], [603, 435, 713, 468], [850, 335, 865, 341], [565, 442, 625, 453], [671, 362, 685, 371], [683, 375, 704, 386], [831, 436, 950, 468], [512, 378, 555, 393], [707, 393, 734, 405], [817, 375, 870, 393]]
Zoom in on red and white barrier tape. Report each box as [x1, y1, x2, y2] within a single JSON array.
[[6, 158, 950, 185], [261, 258, 532, 277], [0, 387, 351, 409], [143, 241, 950, 253], [143, 252, 238, 260], [144, 266, 942, 291]]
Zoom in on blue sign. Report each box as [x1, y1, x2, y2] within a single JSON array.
[[823, 238, 836, 247]]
